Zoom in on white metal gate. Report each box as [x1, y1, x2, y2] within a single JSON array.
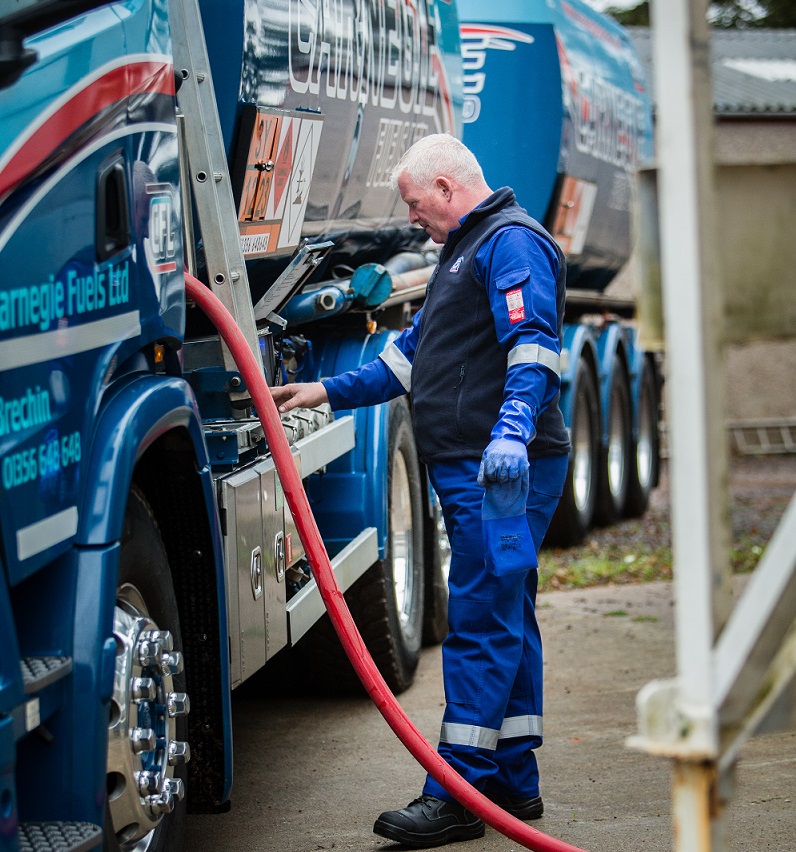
[[630, 3, 796, 850]]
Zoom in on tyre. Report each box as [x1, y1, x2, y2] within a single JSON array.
[[105, 486, 189, 852], [624, 358, 660, 518], [298, 397, 425, 694], [594, 356, 632, 526], [422, 486, 450, 646], [546, 359, 600, 547]]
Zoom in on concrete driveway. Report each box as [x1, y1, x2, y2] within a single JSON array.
[[184, 580, 795, 851]]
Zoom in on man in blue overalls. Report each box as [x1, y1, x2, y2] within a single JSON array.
[[271, 134, 570, 848]]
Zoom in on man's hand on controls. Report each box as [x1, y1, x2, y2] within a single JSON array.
[[270, 381, 329, 414], [478, 438, 530, 519]]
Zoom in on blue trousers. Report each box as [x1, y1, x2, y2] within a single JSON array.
[[422, 454, 568, 801]]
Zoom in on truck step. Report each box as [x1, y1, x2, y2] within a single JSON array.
[[17, 822, 101, 852], [21, 656, 73, 694]]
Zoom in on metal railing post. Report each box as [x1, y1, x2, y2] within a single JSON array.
[[635, 2, 732, 848]]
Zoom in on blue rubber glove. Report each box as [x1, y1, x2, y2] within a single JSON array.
[[477, 438, 530, 485], [479, 438, 530, 520]]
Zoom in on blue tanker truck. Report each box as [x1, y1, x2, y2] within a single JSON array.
[[0, 0, 659, 849]]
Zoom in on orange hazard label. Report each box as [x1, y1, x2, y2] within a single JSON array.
[[233, 105, 323, 257], [238, 114, 279, 224]]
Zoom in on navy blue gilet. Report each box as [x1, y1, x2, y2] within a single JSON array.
[[410, 187, 570, 463]]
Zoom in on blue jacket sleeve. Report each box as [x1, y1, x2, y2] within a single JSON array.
[[321, 309, 423, 411], [474, 227, 562, 445]]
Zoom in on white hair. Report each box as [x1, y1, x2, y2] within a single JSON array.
[[389, 133, 485, 190]]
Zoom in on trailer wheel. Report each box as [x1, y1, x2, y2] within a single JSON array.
[[595, 357, 632, 525], [105, 486, 189, 852], [422, 487, 450, 646], [625, 358, 660, 518], [546, 359, 599, 547], [299, 398, 425, 694]]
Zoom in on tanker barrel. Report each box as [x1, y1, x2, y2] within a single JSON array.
[[457, 0, 655, 294], [198, 0, 463, 278]]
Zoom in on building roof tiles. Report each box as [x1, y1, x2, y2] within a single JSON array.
[[626, 27, 796, 116]]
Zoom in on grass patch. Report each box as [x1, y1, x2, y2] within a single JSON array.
[[539, 545, 673, 593], [731, 533, 765, 574], [532, 457, 792, 594], [538, 535, 768, 594]]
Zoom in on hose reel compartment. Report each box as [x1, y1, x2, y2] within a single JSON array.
[[217, 412, 356, 687]]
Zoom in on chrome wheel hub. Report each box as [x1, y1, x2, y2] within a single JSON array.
[[607, 397, 626, 498], [636, 383, 654, 490], [573, 392, 593, 512], [108, 584, 190, 849]]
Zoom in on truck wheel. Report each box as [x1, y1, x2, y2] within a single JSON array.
[[595, 357, 632, 525], [545, 359, 599, 547], [105, 486, 189, 852], [378, 397, 426, 686], [299, 398, 425, 694], [422, 487, 450, 646], [624, 358, 660, 517]]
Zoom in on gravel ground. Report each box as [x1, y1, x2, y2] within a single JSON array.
[[540, 453, 796, 591]]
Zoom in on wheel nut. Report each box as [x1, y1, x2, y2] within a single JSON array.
[[143, 630, 174, 651], [131, 677, 157, 703], [167, 692, 190, 717], [145, 777, 185, 815], [165, 777, 185, 801], [129, 727, 156, 753], [135, 770, 163, 795], [136, 638, 163, 669], [146, 794, 174, 816], [160, 651, 184, 676], [137, 630, 174, 668], [168, 740, 191, 765]]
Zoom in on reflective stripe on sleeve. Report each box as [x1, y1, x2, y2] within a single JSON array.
[[499, 714, 543, 739], [439, 722, 500, 751], [507, 343, 561, 377], [379, 342, 412, 392]]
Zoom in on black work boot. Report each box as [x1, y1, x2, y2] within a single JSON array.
[[487, 793, 544, 820], [373, 794, 485, 848]]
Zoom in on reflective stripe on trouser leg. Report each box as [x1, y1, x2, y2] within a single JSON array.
[[422, 458, 540, 801]]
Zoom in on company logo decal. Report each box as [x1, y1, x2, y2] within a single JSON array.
[[450, 255, 464, 273], [290, 0, 454, 135], [459, 25, 535, 124], [144, 183, 177, 286], [556, 36, 644, 172]]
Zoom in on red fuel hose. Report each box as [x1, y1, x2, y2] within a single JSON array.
[[185, 273, 588, 852]]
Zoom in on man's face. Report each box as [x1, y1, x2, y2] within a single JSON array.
[[397, 173, 457, 244]]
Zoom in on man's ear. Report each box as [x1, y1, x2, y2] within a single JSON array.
[[435, 177, 453, 199]]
